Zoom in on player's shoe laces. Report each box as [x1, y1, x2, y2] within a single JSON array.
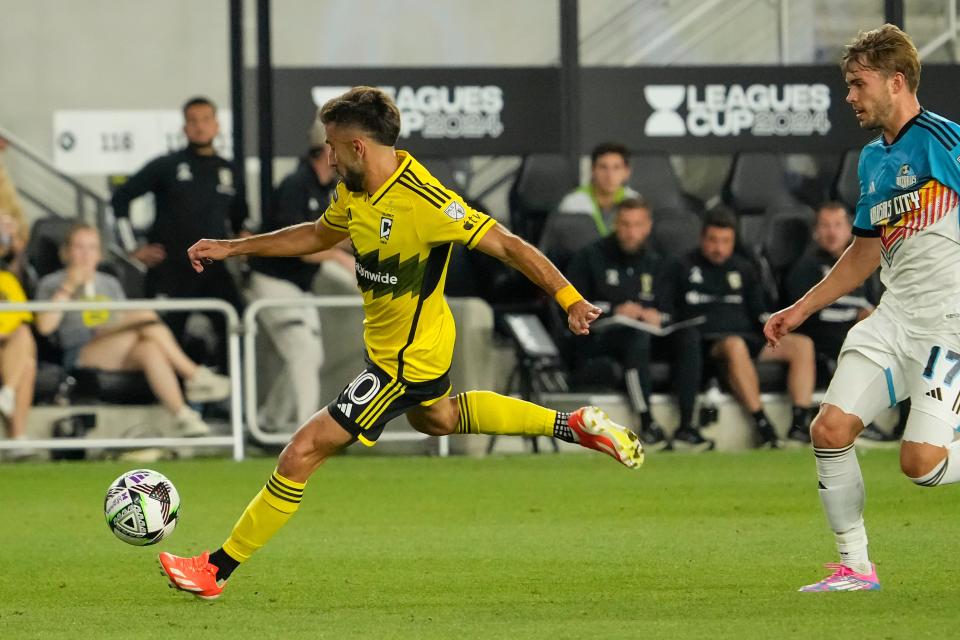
[[568, 406, 644, 469], [159, 551, 226, 600], [799, 562, 880, 592]]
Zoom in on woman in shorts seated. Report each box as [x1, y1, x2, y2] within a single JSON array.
[[35, 224, 230, 437], [0, 267, 36, 457]]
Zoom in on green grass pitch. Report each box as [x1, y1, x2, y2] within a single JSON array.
[[1, 449, 958, 639]]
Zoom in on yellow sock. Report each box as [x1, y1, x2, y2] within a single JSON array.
[[454, 390, 558, 437], [221, 469, 305, 563]]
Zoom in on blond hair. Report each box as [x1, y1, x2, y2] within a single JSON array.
[[0, 160, 28, 243], [841, 23, 921, 92]]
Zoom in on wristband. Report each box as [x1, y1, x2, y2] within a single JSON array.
[[555, 284, 584, 312]]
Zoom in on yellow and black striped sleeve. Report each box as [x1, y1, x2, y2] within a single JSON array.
[[318, 181, 350, 232], [408, 189, 495, 249]]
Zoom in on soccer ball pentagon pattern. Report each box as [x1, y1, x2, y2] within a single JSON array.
[[104, 469, 180, 546]]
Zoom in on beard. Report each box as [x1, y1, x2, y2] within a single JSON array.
[[340, 165, 365, 192]]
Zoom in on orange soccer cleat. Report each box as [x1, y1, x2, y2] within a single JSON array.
[[567, 406, 644, 469], [159, 551, 227, 600]]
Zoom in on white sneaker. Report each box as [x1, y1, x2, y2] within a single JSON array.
[[185, 366, 231, 403], [175, 407, 212, 438], [0, 385, 14, 419], [4, 435, 36, 462]]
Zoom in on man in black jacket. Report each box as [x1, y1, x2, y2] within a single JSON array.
[[111, 96, 247, 367], [567, 198, 708, 450], [660, 207, 816, 447]]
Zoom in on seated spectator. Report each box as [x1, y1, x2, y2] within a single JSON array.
[[784, 201, 899, 444], [34, 224, 230, 437], [0, 267, 36, 459], [539, 143, 639, 265], [246, 124, 353, 432], [567, 198, 710, 451], [784, 202, 872, 366], [659, 207, 816, 448]]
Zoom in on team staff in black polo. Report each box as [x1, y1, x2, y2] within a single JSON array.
[[567, 198, 711, 451], [111, 96, 247, 368], [658, 207, 817, 448]]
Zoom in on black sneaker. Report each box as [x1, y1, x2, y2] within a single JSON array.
[[756, 422, 783, 449], [671, 426, 715, 452], [639, 422, 671, 452], [786, 424, 811, 445], [856, 423, 899, 449]]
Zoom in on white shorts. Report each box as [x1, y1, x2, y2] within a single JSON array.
[[821, 305, 960, 447]]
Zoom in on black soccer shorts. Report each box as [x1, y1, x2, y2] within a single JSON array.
[[327, 360, 451, 446]]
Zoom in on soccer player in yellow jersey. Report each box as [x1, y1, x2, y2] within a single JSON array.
[[159, 86, 643, 599]]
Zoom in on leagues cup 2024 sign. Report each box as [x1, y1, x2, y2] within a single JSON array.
[[581, 65, 960, 153], [265, 67, 563, 157]]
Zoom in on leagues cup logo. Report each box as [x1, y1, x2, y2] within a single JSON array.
[[643, 83, 832, 138], [644, 86, 687, 136]]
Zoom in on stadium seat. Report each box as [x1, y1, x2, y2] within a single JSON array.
[[72, 368, 156, 405], [762, 209, 814, 273], [723, 152, 799, 215], [508, 154, 571, 244], [650, 208, 700, 258], [737, 213, 767, 253], [25, 216, 75, 279], [538, 212, 601, 273], [833, 149, 861, 211], [628, 152, 687, 212]]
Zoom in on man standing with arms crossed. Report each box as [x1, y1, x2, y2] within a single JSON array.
[[766, 24, 960, 591], [158, 86, 643, 599]]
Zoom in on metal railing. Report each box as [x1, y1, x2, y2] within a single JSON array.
[[917, 0, 960, 60], [0, 125, 141, 273], [242, 297, 450, 457], [0, 298, 244, 461]]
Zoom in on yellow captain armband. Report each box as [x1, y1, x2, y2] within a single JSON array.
[[555, 284, 585, 312]]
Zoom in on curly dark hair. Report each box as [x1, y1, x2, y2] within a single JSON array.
[[318, 86, 401, 146]]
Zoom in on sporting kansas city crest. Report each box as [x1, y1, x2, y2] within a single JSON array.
[[896, 164, 918, 188]]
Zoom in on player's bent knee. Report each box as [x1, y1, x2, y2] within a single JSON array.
[[900, 441, 947, 483], [406, 397, 458, 436], [810, 404, 860, 448]]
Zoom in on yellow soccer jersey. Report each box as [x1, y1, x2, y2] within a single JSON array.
[[0, 271, 31, 336], [319, 151, 495, 382]]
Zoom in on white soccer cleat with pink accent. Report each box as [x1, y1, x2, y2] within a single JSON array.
[[799, 563, 880, 592]]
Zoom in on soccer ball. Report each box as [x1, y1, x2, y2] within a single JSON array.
[[104, 469, 180, 546]]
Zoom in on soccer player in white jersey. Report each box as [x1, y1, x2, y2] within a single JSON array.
[[765, 24, 960, 591]]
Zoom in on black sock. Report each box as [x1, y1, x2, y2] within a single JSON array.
[[553, 411, 575, 443], [639, 411, 653, 429], [752, 410, 772, 430], [208, 548, 240, 581], [791, 406, 812, 430]]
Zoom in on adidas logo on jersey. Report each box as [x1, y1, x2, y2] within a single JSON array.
[[925, 387, 943, 401], [337, 403, 353, 417]]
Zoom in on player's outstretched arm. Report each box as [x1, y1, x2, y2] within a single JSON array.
[[187, 220, 349, 273], [474, 223, 601, 335], [764, 235, 880, 346]]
